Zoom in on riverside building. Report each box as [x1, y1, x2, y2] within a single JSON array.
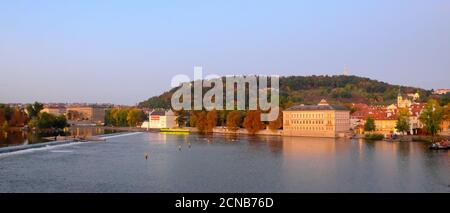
[[283, 99, 350, 138]]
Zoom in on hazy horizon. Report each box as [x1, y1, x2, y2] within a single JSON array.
[[1, 0, 449, 105]]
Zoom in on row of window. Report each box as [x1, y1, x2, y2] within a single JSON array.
[[290, 120, 332, 125], [288, 113, 331, 119], [286, 126, 334, 131]]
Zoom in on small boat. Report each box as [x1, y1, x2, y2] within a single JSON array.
[[160, 128, 190, 134], [429, 141, 450, 150]]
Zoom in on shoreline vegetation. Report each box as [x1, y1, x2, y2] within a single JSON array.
[[1, 75, 449, 145], [137, 75, 449, 142], [0, 102, 68, 132]]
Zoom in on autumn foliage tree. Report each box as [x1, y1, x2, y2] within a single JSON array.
[[0, 104, 12, 122], [194, 111, 208, 134], [188, 110, 217, 134], [105, 108, 146, 127], [0, 108, 5, 128], [9, 107, 27, 127], [443, 104, 450, 122], [206, 110, 217, 133], [226, 111, 241, 131], [443, 104, 450, 130], [268, 109, 283, 131], [397, 107, 410, 118], [243, 110, 265, 135], [127, 108, 146, 127]]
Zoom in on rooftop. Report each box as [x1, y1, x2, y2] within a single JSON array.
[[150, 110, 174, 116], [285, 99, 349, 111]]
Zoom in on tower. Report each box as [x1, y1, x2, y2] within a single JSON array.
[[342, 65, 349, 76], [397, 87, 411, 108], [397, 87, 403, 104]]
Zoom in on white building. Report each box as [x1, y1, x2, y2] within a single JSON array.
[[141, 110, 177, 129]]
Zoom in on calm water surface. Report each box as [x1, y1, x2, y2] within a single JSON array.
[[0, 132, 449, 192]]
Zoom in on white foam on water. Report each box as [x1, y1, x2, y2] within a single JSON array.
[[0, 132, 144, 158], [100, 132, 143, 139], [0, 142, 85, 158], [50, 150, 74, 153]]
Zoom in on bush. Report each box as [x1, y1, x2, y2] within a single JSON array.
[[365, 133, 385, 140]]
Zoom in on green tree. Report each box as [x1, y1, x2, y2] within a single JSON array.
[[28, 118, 39, 129], [54, 115, 68, 129], [28, 112, 67, 129], [226, 111, 241, 131], [243, 110, 265, 135], [395, 117, 410, 135], [127, 108, 145, 127], [105, 108, 146, 127], [419, 99, 443, 142], [439, 92, 450, 106], [175, 110, 188, 127], [395, 107, 410, 135], [104, 109, 113, 126], [117, 108, 130, 126], [26, 102, 44, 119], [364, 117, 376, 132], [36, 112, 55, 129]]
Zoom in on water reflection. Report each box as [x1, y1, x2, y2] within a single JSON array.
[[0, 127, 122, 148], [152, 134, 449, 192], [1, 132, 448, 192]]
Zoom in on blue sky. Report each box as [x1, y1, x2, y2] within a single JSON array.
[[0, 0, 449, 105]]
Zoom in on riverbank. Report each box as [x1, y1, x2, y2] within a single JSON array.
[[186, 127, 282, 136]]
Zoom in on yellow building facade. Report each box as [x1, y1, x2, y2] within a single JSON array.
[[374, 119, 397, 134], [282, 100, 350, 138]]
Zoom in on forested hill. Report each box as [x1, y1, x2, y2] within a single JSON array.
[[138, 75, 433, 109]]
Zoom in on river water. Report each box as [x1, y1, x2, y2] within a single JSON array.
[[0, 127, 121, 148], [0, 132, 449, 192]]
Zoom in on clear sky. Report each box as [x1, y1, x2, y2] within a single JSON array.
[[0, 0, 449, 105]]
